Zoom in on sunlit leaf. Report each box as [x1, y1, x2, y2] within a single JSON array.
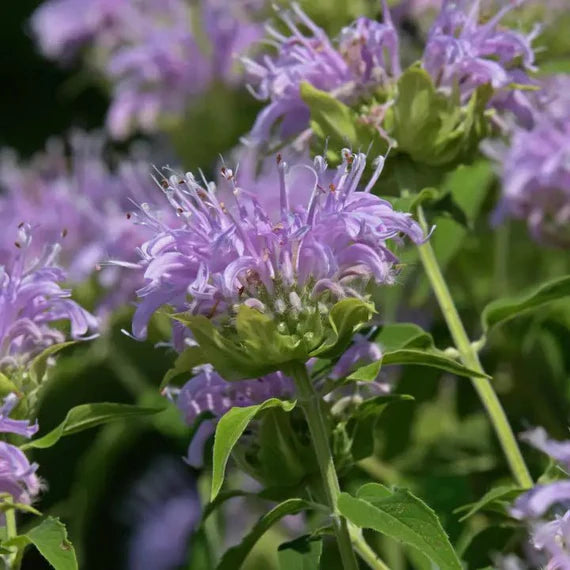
[[21, 403, 163, 450]]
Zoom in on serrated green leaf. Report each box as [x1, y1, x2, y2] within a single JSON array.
[[18, 517, 78, 570], [21, 403, 163, 450], [278, 535, 322, 570], [338, 485, 462, 570], [482, 275, 570, 333], [211, 399, 296, 501], [29, 342, 78, 384], [382, 349, 490, 378], [216, 499, 311, 570], [455, 485, 525, 522]]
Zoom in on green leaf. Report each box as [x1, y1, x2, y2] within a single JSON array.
[[382, 349, 490, 379], [160, 346, 207, 389], [347, 395, 414, 461], [346, 360, 383, 382], [0, 499, 41, 517], [299, 82, 388, 161], [21, 403, 163, 450], [312, 298, 375, 359], [15, 517, 78, 570], [374, 323, 434, 352], [390, 67, 489, 167], [216, 499, 311, 570], [278, 536, 323, 570], [482, 275, 570, 333], [0, 372, 19, 397], [455, 485, 525, 522], [29, 342, 78, 384], [211, 399, 296, 501], [338, 484, 462, 570]]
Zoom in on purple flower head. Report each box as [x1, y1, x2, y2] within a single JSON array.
[[244, 2, 400, 145], [485, 75, 570, 246], [129, 150, 425, 346], [126, 457, 200, 570], [0, 442, 41, 507], [0, 225, 98, 372], [0, 131, 175, 316], [0, 393, 41, 507], [423, 0, 538, 116], [0, 394, 39, 439]]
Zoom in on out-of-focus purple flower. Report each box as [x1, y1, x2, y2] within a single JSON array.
[[129, 149, 425, 345], [484, 75, 570, 246], [0, 131, 174, 316], [168, 363, 293, 467], [0, 394, 41, 507], [422, 0, 538, 118], [174, 365, 293, 427], [244, 2, 400, 145], [330, 334, 382, 381], [0, 226, 97, 371], [31, 0, 264, 139], [29, 0, 126, 60], [125, 457, 200, 570], [510, 428, 570, 569]]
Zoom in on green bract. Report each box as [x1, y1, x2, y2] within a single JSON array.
[[170, 298, 375, 381]]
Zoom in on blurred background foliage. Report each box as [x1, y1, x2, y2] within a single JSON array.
[[2, 1, 570, 569]]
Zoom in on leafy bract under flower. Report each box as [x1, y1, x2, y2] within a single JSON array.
[[0, 225, 97, 372], [130, 150, 424, 376]]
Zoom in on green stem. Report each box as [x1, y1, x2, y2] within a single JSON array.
[[417, 207, 532, 489], [290, 364, 358, 570], [5, 507, 19, 569], [349, 524, 392, 570]]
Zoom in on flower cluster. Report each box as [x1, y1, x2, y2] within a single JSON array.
[[243, 1, 400, 145], [130, 150, 424, 347], [485, 75, 570, 246], [0, 394, 41, 508], [510, 427, 570, 568], [0, 131, 174, 315], [0, 225, 97, 372], [31, 0, 264, 138], [422, 0, 538, 119]]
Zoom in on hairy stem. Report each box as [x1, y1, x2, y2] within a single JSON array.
[[417, 207, 532, 488], [5, 507, 19, 570], [291, 363, 359, 570]]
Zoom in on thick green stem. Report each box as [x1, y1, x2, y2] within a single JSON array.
[[349, 524, 391, 570], [417, 208, 532, 489], [5, 507, 19, 569], [291, 364, 359, 570]]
